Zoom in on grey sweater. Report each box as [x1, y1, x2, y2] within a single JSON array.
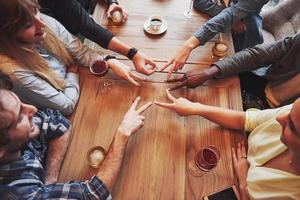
[[215, 33, 300, 105]]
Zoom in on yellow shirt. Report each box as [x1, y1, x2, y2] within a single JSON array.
[[245, 104, 300, 200]]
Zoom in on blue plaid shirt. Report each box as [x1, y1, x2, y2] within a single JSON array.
[[0, 109, 112, 200]]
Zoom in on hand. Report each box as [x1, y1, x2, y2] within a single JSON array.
[[232, 141, 249, 189], [118, 97, 152, 136], [132, 51, 157, 75], [67, 64, 79, 74], [160, 45, 192, 79], [45, 176, 58, 185], [107, 3, 128, 22], [155, 89, 200, 116], [166, 67, 220, 90], [108, 59, 145, 86], [232, 20, 247, 34]]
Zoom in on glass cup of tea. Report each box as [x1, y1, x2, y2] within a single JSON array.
[[149, 15, 163, 31], [188, 145, 220, 177], [90, 60, 109, 76], [194, 145, 220, 172], [111, 11, 123, 24], [87, 146, 106, 168], [211, 41, 228, 60]]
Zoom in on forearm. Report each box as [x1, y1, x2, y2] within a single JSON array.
[[97, 130, 129, 192], [215, 35, 297, 77], [192, 103, 245, 131], [183, 36, 201, 51], [107, 37, 131, 57], [45, 128, 71, 184]]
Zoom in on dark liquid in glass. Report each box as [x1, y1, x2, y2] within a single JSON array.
[[91, 60, 108, 75], [195, 148, 218, 171]]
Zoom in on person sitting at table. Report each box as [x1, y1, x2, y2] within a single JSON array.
[[38, 0, 157, 76], [166, 33, 300, 109], [0, 0, 150, 116], [155, 89, 300, 200], [0, 74, 152, 199], [161, 0, 270, 79]]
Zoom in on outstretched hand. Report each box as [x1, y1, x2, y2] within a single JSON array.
[[155, 89, 199, 116], [160, 45, 192, 80], [166, 66, 220, 90], [118, 97, 152, 136], [108, 59, 145, 86], [132, 51, 157, 75], [232, 141, 249, 189]]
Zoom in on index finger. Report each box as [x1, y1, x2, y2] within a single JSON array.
[[232, 148, 238, 165], [166, 75, 185, 83], [136, 102, 152, 114], [169, 80, 188, 90], [130, 96, 141, 110], [140, 67, 156, 75], [160, 60, 173, 72], [166, 89, 177, 102]]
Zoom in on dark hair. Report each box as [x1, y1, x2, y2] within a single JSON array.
[[0, 71, 13, 90]]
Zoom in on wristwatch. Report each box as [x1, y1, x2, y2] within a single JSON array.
[[104, 55, 117, 61], [108, 0, 119, 5], [127, 48, 138, 60]]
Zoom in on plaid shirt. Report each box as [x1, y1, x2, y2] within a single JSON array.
[[0, 109, 112, 200]]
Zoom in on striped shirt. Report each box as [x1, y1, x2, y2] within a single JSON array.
[[0, 109, 111, 200]]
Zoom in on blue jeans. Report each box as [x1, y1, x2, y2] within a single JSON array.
[[193, 0, 265, 51], [232, 12, 263, 52]]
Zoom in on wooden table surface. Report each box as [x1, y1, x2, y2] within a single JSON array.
[[59, 0, 245, 199]]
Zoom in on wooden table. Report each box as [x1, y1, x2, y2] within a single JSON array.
[[59, 0, 245, 199]]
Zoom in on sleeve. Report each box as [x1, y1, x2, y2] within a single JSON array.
[[12, 70, 80, 116], [193, 0, 225, 17], [193, 0, 268, 45], [214, 33, 300, 77], [41, 13, 104, 67], [244, 104, 293, 132], [25, 176, 112, 200]]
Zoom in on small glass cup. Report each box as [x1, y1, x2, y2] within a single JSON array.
[[184, 0, 194, 19], [87, 146, 106, 168], [188, 146, 220, 176], [211, 41, 228, 60], [195, 146, 220, 172], [111, 11, 123, 25], [90, 60, 109, 76]]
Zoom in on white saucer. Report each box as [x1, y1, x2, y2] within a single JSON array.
[[143, 18, 168, 35]]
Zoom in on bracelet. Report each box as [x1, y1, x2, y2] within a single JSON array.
[[127, 48, 138, 60], [104, 55, 117, 61], [108, 0, 119, 5]]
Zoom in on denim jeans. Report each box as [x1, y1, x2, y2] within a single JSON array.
[[193, 0, 268, 51]]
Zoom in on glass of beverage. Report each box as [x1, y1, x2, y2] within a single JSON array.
[[195, 146, 220, 171], [100, 79, 113, 93], [184, 0, 194, 19]]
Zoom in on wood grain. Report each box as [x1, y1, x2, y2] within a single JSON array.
[[59, 1, 245, 199]]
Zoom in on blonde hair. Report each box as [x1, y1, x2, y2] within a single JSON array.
[[0, 0, 73, 90]]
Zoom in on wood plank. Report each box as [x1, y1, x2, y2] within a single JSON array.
[[85, 0, 234, 64]]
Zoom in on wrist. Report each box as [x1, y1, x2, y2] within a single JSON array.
[[208, 65, 221, 77], [184, 36, 201, 50], [116, 128, 131, 139], [127, 47, 138, 60]]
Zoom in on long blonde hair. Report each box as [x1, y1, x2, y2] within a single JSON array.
[[0, 0, 73, 90]]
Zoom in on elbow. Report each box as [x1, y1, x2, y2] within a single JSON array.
[[59, 101, 77, 116]]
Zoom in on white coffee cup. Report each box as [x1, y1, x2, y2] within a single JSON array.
[[149, 15, 163, 31]]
